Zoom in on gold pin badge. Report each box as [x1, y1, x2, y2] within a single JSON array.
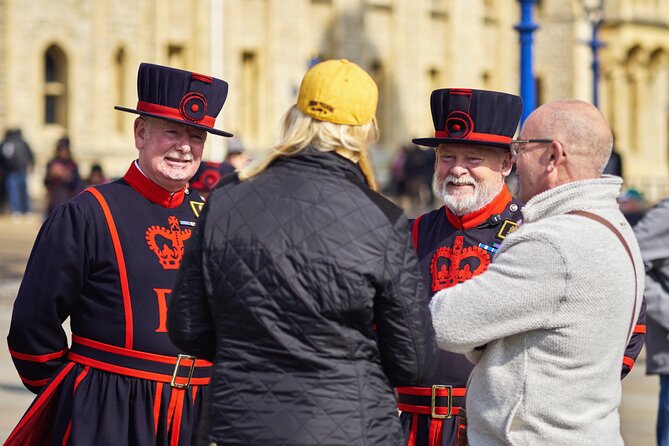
[[497, 220, 519, 239], [190, 201, 205, 218]]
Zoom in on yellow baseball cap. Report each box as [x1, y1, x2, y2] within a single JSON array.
[[296, 59, 378, 126]]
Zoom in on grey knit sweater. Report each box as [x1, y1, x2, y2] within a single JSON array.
[[430, 176, 644, 446]]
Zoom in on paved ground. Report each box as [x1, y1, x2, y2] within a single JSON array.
[[0, 213, 659, 443]]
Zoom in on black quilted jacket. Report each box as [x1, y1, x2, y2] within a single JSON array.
[[168, 147, 437, 445]]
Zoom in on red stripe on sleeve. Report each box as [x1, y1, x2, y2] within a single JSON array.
[[623, 356, 635, 369], [9, 348, 68, 363], [19, 375, 50, 387]]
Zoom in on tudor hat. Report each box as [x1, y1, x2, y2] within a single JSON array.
[[296, 59, 378, 126], [413, 88, 522, 150], [115, 62, 233, 137]]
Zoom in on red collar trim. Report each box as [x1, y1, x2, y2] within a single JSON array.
[[445, 183, 512, 230], [123, 162, 185, 208]]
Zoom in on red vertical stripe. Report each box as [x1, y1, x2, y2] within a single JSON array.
[[61, 424, 72, 446], [428, 418, 443, 446], [166, 390, 179, 434], [154, 382, 164, 436], [61, 366, 91, 446], [407, 414, 419, 446], [412, 215, 423, 252], [192, 386, 198, 406], [87, 187, 134, 348], [170, 390, 186, 446]]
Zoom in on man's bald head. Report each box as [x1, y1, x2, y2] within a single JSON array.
[[530, 99, 613, 177]]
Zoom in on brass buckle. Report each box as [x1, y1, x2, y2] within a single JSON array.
[[431, 384, 453, 419], [171, 354, 196, 389]]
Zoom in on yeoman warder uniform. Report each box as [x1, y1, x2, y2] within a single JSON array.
[[5, 63, 232, 446], [396, 88, 646, 446]]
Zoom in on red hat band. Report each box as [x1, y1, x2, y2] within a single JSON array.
[[136, 101, 216, 128]]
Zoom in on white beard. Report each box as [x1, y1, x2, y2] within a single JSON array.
[[432, 173, 503, 216]]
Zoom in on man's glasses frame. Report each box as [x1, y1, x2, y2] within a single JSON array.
[[510, 139, 554, 157]]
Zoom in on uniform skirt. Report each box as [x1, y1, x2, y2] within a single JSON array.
[[5, 362, 206, 446]]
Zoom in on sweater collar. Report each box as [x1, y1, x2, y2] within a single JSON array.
[[445, 183, 513, 230], [521, 175, 623, 224], [123, 161, 186, 208]]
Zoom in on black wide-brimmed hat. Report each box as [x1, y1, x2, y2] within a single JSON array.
[[413, 88, 522, 150], [115, 62, 233, 137]]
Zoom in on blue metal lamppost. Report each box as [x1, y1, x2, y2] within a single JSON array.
[[515, 0, 539, 125], [579, 0, 605, 107]]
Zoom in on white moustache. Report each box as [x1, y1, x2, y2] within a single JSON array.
[[165, 152, 193, 162], [445, 175, 476, 186]]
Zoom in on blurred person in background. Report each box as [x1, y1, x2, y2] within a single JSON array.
[[84, 163, 108, 186], [0, 128, 34, 219], [633, 197, 669, 446], [618, 187, 647, 226], [168, 59, 437, 446], [44, 136, 83, 216], [218, 136, 249, 176], [5, 62, 232, 446]]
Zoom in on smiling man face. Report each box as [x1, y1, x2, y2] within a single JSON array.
[[134, 116, 208, 192], [432, 143, 513, 216]]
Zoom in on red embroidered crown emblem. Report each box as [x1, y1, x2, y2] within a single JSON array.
[[430, 235, 490, 292], [146, 216, 192, 270]]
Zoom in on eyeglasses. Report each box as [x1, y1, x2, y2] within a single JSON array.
[[509, 139, 554, 157]]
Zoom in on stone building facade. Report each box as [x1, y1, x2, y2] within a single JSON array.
[[0, 0, 668, 200]]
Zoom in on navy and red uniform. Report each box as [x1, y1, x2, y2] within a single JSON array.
[[397, 184, 647, 446], [6, 162, 211, 446]]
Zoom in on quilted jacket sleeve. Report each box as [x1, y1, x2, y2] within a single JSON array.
[[168, 203, 216, 361], [375, 215, 438, 386]]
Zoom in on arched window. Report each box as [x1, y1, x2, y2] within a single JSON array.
[[370, 59, 388, 145], [241, 50, 260, 141], [626, 46, 643, 152], [44, 45, 68, 126], [114, 47, 127, 133]]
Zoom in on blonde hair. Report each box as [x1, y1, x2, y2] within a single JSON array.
[[239, 106, 380, 189]]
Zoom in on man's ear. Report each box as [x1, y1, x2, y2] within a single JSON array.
[[134, 118, 148, 150], [546, 140, 565, 172], [500, 150, 514, 176]]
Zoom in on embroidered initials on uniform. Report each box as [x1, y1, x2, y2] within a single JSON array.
[[430, 235, 491, 292], [145, 216, 192, 270], [153, 288, 171, 333]]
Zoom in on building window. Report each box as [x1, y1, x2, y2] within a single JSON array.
[[168, 45, 185, 69], [241, 51, 260, 141], [115, 47, 127, 133], [370, 59, 388, 145], [44, 45, 68, 126], [535, 76, 543, 107]]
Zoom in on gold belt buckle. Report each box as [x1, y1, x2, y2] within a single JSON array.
[[431, 384, 453, 419], [171, 354, 196, 389]]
